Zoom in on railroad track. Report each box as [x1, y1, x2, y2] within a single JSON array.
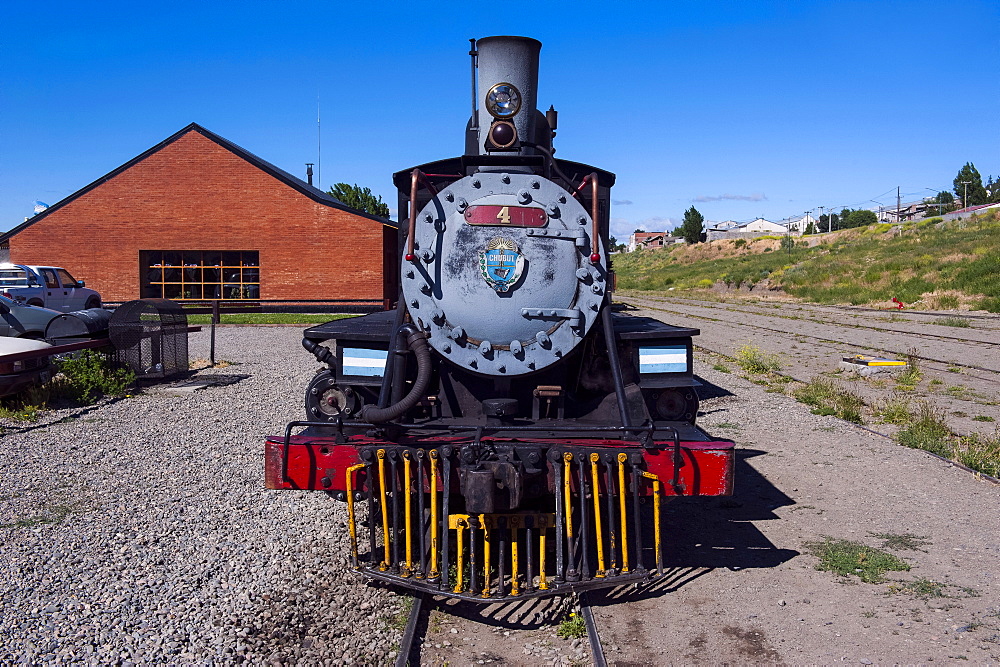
[[625, 296, 1000, 383], [628, 294, 1000, 349], [394, 591, 607, 666]]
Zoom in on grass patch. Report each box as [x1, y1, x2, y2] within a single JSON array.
[[387, 596, 415, 632], [557, 612, 586, 640], [936, 317, 971, 328], [185, 313, 356, 325], [895, 578, 947, 599], [0, 501, 83, 529], [806, 538, 910, 583], [735, 343, 781, 374], [614, 209, 1000, 309], [895, 352, 923, 390], [896, 402, 1000, 477], [794, 376, 866, 424], [712, 363, 731, 373], [874, 394, 912, 425], [972, 415, 995, 422], [870, 532, 931, 552]]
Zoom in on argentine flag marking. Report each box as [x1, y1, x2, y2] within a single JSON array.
[[342, 348, 388, 377], [639, 345, 687, 374]]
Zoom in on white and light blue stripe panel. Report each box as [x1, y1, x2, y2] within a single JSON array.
[[639, 345, 688, 374], [342, 347, 388, 377]]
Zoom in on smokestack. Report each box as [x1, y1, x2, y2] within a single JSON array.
[[305, 163, 314, 186], [474, 36, 541, 161]]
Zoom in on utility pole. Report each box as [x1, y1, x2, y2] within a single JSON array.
[[896, 187, 901, 224], [818, 206, 825, 233], [961, 181, 971, 210]]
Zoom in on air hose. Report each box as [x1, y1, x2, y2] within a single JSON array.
[[361, 325, 431, 424]]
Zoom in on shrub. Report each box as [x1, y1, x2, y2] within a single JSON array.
[[733, 238, 747, 248], [54, 351, 135, 404], [896, 402, 952, 456], [735, 343, 781, 374], [793, 376, 866, 423]]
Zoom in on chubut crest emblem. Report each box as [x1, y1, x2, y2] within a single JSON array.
[[479, 236, 524, 293]]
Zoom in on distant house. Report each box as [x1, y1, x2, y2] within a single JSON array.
[[628, 231, 666, 251], [776, 213, 815, 235]]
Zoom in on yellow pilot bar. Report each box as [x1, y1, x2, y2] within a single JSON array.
[[453, 517, 466, 593], [538, 527, 548, 590], [617, 453, 630, 573], [429, 450, 440, 579], [511, 536, 520, 596], [590, 453, 606, 577], [482, 515, 492, 598], [402, 450, 413, 576], [641, 470, 663, 575], [377, 449, 390, 571], [563, 453, 574, 539], [345, 463, 365, 568]]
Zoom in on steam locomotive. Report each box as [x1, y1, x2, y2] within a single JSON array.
[[265, 36, 734, 601]]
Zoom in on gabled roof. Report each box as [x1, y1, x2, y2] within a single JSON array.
[[1, 122, 395, 244]]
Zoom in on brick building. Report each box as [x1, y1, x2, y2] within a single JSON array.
[[0, 123, 396, 305]]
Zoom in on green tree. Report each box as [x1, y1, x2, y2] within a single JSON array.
[[679, 206, 704, 244], [804, 220, 816, 235], [924, 191, 955, 216], [953, 163, 989, 207], [780, 234, 795, 253], [986, 176, 1000, 204], [327, 183, 390, 217], [846, 209, 878, 228]]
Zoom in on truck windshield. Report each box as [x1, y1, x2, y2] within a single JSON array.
[[0, 269, 30, 286]]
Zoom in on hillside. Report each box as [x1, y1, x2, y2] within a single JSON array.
[[613, 209, 1000, 312]]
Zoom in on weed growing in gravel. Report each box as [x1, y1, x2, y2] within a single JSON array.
[[937, 317, 971, 328], [973, 415, 995, 422], [735, 343, 781, 374], [896, 402, 952, 455], [895, 354, 923, 391], [874, 394, 913, 425], [870, 532, 931, 552], [896, 578, 947, 599], [953, 432, 1000, 478], [895, 403, 1000, 477], [793, 377, 866, 424], [557, 613, 586, 640], [53, 351, 135, 404], [0, 502, 82, 529], [712, 363, 731, 373], [806, 538, 910, 583]]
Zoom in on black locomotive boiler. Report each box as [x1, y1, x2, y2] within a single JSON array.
[[266, 36, 734, 601]]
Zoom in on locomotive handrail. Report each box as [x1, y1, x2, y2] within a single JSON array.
[[405, 169, 439, 262], [573, 172, 602, 263]]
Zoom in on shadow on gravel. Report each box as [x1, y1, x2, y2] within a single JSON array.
[[693, 374, 736, 402]]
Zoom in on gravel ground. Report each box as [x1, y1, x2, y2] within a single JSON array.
[[0, 328, 405, 664], [2, 323, 998, 665]]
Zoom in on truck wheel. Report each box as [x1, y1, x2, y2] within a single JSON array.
[[85, 297, 102, 309], [27, 299, 44, 307]]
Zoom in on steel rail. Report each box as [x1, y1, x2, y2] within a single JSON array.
[[579, 592, 608, 667], [393, 592, 427, 667], [629, 293, 1000, 347]]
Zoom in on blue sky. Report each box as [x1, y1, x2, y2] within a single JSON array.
[[2, 1, 997, 242]]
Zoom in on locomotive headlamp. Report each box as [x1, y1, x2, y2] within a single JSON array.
[[488, 121, 518, 149], [485, 83, 522, 118]]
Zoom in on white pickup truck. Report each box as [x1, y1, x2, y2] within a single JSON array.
[[0, 264, 102, 312]]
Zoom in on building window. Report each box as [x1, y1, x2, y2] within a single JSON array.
[[140, 250, 259, 300]]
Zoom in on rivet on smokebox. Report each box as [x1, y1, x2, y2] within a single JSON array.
[[510, 340, 522, 355], [444, 191, 454, 202], [501, 173, 511, 184], [456, 198, 468, 212], [479, 341, 492, 356], [518, 190, 531, 204]]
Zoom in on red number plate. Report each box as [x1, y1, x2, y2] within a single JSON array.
[[464, 205, 547, 227]]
